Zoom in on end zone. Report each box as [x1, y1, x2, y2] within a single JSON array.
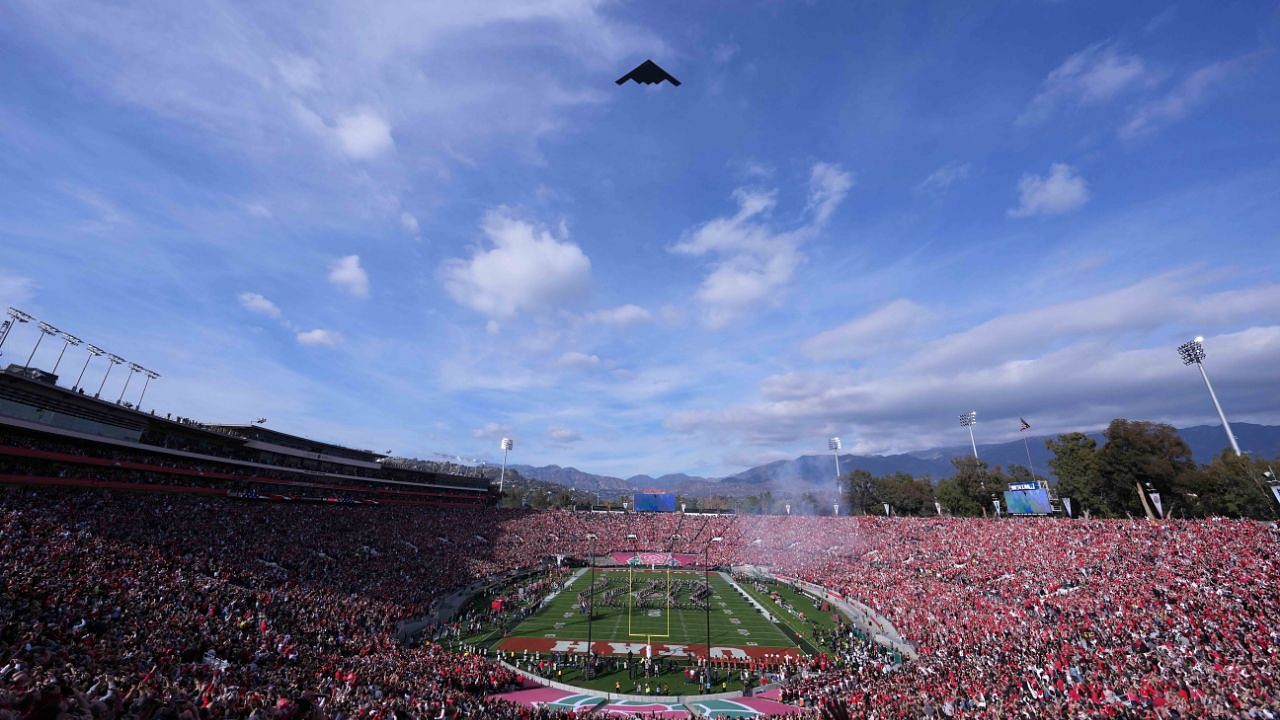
[[497, 636, 804, 661]]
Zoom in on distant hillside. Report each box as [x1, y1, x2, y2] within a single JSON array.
[[512, 423, 1280, 498]]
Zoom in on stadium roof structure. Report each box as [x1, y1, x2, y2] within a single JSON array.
[[207, 424, 382, 463]]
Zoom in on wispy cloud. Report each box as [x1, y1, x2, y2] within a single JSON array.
[[1019, 42, 1148, 125], [548, 426, 582, 444], [238, 292, 284, 320], [916, 162, 972, 195], [1120, 55, 1253, 139], [295, 328, 343, 346], [669, 275, 1280, 456], [802, 300, 929, 361], [672, 163, 852, 328], [584, 304, 652, 328], [556, 351, 601, 370]]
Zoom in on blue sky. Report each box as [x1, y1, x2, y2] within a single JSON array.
[[2, 1, 1279, 477]]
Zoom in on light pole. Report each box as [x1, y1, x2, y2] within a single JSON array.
[[75, 345, 104, 391], [498, 437, 513, 494], [136, 369, 160, 410], [703, 536, 723, 688], [1178, 337, 1241, 456], [51, 331, 82, 376], [96, 354, 124, 398], [585, 532, 597, 677], [0, 307, 33, 356], [959, 411, 978, 459], [829, 436, 842, 489], [25, 322, 58, 369], [118, 363, 143, 403]]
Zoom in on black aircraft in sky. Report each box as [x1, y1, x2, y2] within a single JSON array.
[[615, 59, 681, 87]]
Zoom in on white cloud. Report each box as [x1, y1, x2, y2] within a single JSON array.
[[1008, 163, 1090, 218], [472, 421, 510, 441], [333, 109, 394, 160], [672, 163, 852, 329], [1120, 57, 1247, 139], [548, 426, 582, 444], [806, 162, 855, 225], [667, 276, 1280, 453], [1019, 42, 1147, 125], [442, 208, 592, 320], [712, 42, 739, 64], [328, 255, 370, 297], [0, 273, 36, 307], [556, 351, 601, 370], [400, 211, 421, 237], [296, 328, 342, 346], [802, 299, 928, 361], [245, 202, 272, 218], [274, 54, 321, 92], [238, 292, 284, 320], [916, 162, 971, 195], [585, 304, 652, 328]]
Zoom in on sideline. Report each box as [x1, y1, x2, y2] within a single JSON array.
[[718, 571, 777, 623], [736, 566, 918, 661]]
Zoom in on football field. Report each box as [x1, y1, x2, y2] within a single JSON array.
[[497, 568, 804, 661]]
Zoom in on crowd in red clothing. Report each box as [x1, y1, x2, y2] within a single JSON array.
[[744, 516, 1280, 719], [2, 474, 1278, 718]]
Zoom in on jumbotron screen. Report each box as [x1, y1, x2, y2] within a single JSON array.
[[633, 493, 677, 512], [1003, 488, 1054, 515]]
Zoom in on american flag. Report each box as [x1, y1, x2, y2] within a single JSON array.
[[1019, 417, 1031, 432]]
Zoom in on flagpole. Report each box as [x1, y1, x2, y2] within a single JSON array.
[[1022, 435, 1036, 483]]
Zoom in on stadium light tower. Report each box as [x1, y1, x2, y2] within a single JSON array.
[[498, 437, 513, 494], [703, 536, 723, 687], [26, 322, 58, 368], [1178, 336, 1241, 457], [959, 411, 978, 459], [136, 368, 160, 410], [51, 331, 82, 376], [75, 344, 104, 391], [96, 354, 125, 398], [829, 436, 842, 488], [585, 532, 597, 677], [0, 307, 34, 356], [117, 363, 144, 404]]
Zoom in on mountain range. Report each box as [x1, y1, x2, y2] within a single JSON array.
[[511, 423, 1280, 498]]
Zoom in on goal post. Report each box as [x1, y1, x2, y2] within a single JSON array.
[[626, 565, 673, 645]]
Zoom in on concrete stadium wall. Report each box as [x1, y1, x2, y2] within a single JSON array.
[[499, 660, 747, 705]]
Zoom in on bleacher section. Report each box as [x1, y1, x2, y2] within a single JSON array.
[[0, 370, 493, 505]]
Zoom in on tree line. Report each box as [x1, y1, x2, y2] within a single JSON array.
[[843, 419, 1278, 520]]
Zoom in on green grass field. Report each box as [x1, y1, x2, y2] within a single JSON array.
[[504, 568, 798, 653]]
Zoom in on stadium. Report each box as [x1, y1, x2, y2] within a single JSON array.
[[0, 351, 1277, 718], [4, 3, 1280, 719]]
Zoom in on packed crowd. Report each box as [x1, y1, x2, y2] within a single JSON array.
[[2, 466, 1278, 718], [739, 516, 1280, 718]]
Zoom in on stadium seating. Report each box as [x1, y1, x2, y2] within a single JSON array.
[[1, 428, 1278, 718]]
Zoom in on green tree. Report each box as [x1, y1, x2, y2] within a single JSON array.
[[1096, 419, 1194, 517], [873, 472, 935, 516], [941, 456, 1001, 515], [1179, 450, 1275, 519], [1046, 432, 1103, 517], [935, 477, 982, 516], [845, 469, 878, 515]]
